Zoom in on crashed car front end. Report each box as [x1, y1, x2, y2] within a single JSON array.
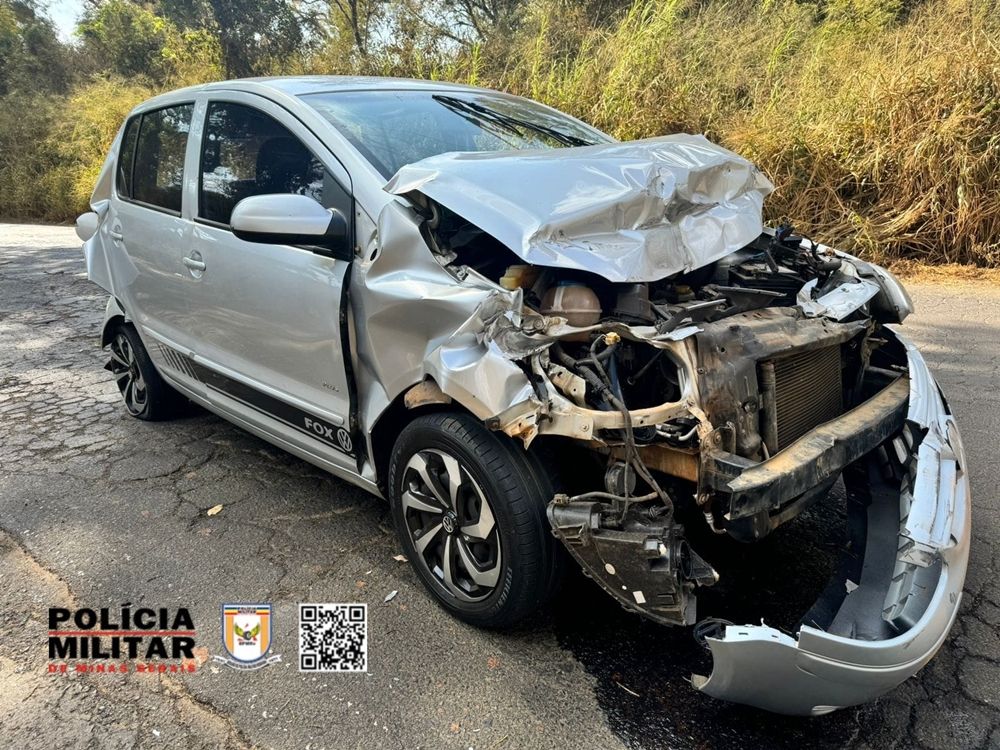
[[691, 338, 970, 714], [358, 134, 970, 714], [529, 325, 968, 715]]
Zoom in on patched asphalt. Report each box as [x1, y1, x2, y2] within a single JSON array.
[[1, 223, 998, 750]]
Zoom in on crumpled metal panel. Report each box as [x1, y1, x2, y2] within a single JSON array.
[[691, 328, 970, 715], [834, 251, 914, 323], [352, 201, 535, 439], [796, 276, 881, 321], [90, 147, 115, 208], [81, 146, 119, 296], [384, 135, 773, 283], [899, 337, 960, 565], [83, 217, 139, 298]]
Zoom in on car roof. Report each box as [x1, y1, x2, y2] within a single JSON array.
[[130, 76, 512, 118], [155, 75, 498, 101]]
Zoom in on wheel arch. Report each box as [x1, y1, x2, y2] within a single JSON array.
[[100, 296, 128, 348], [369, 378, 478, 496]]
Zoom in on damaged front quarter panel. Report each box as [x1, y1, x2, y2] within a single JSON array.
[[352, 200, 539, 444], [355, 200, 706, 448]]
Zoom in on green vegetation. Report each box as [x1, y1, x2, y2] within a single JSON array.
[[2, 0, 999, 266]]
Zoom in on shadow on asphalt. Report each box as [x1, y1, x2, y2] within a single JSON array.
[[175, 398, 866, 749], [185, 394, 867, 749], [548, 488, 866, 749]]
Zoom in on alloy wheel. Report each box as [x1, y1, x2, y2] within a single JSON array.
[[401, 448, 502, 602], [109, 331, 148, 416]]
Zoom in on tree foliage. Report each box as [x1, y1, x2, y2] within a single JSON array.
[[0, 0, 71, 95], [152, 0, 324, 76], [79, 0, 180, 81]]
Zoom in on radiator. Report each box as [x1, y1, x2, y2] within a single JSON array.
[[760, 344, 844, 453]]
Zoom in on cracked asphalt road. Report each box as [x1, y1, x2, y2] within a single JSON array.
[[1, 223, 998, 750]]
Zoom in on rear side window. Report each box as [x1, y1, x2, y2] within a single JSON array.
[[199, 101, 345, 226], [117, 117, 140, 199], [124, 103, 194, 213]]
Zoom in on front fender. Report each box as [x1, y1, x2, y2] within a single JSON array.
[[99, 296, 127, 348]]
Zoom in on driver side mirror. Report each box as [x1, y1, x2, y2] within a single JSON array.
[[230, 194, 351, 260]]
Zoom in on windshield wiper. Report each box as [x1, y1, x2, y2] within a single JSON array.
[[432, 95, 594, 148], [431, 95, 525, 142]]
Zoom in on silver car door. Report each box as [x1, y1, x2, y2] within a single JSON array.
[[107, 101, 202, 374], [185, 93, 357, 470]]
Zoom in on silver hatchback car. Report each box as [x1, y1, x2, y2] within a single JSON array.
[[77, 76, 970, 715]]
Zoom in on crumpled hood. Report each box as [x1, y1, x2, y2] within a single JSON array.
[[384, 134, 774, 283]]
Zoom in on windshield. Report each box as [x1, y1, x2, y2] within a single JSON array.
[[300, 89, 613, 178]]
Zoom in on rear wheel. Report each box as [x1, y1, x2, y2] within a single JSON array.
[[108, 323, 186, 421], [388, 411, 565, 628]]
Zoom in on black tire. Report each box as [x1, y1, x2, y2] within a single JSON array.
[[107, 323, 187, 421], [388, 411, 565, 628]]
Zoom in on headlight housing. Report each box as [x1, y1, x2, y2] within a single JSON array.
[[835, 252, 914, 323]]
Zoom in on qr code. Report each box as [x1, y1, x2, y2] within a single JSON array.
[[298, 603, 368, 672]]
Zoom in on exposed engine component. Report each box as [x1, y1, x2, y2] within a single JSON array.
[[422, 209, 908, 624], [613, 283, 655, 324], [717, 224, 844, 303], [498, 263, 539, 291], [547, 498, 718, 625], [605, 461, 636, 496], [539, 282, 602, 330]]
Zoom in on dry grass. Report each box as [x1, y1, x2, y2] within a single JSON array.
[[0, 78, 156, 222], [472, 0, 1000, 267]]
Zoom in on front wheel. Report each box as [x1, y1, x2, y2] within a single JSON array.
[[388, 411, 565, 628], [107, 323, 186, 421]]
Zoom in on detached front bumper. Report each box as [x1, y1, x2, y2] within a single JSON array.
[[692, 334, 971, 715]]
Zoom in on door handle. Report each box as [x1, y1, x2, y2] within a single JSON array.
[[182, 256, 206, 271], [109, 229, 124, 242]]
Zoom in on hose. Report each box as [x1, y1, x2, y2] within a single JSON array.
[[567, 491, 658, 504], [554, 338, 673, 516]]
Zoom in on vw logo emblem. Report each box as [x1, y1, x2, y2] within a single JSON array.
[[336, 428, 353, 453]]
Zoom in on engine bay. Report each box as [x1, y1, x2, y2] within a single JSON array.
[[418, 199, 912, 628]]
